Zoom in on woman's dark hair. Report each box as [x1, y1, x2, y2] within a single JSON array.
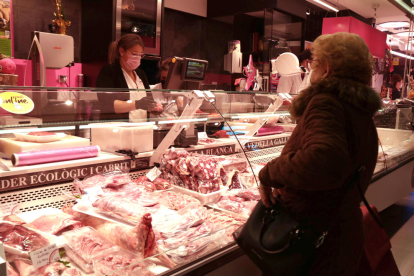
[[108, 34, 144, 64], [391, 74, 402, 87]]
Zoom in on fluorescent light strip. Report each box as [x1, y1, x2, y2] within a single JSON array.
[[80, 122, 155, 129], [231, 113, 290, 119], [390, 50, 414, 60], [313, 0, 339, 12], [395, 0, 414, 15], [158, 118, 207, 125], [0, 126, 76, 134]]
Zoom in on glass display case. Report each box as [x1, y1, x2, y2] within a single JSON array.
[[0, 86, 413, 275]]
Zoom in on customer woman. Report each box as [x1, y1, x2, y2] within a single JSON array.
[[258, 32, 382, 275], [96, 33, 160, 122], [391, 73, 403, 100]]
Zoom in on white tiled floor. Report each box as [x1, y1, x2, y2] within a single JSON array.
[[386, 194, 414, 276]]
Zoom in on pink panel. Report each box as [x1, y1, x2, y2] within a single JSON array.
[[322, 17, 351, 34], [322, 17, 386, 58], [12, 59, 82, 87]]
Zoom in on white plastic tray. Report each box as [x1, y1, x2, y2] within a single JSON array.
[[72, 201, 136, 227], [1, 221, 62, 258], [14, 132, 66, 143], [172, 185, 228, 205]]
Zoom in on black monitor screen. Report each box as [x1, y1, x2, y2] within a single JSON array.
[[185, 61, 206, 80]]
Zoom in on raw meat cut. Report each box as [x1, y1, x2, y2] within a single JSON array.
[[0, 222, 50, 251], [212, 130, 229, 138], [92, 246, 154, 276], [61, 268, 82, 276], [14, 258, 81, 276], [7, 262, 19, 276], [153, 178, 171, 190], [3, 215, 38, 230], [62, 205, 176, 268], [236, 188, 260, 201], [92, 195, 146, 223], [30, 213, 84, 236], [158, 205, 207, 239], [198, 138, 217, 145], [27, 132, 56, 136], [63, 227, 114, 273], [65, 245, 94, 274], [217, 200, 244, 214], [156, 191, 201, 210]]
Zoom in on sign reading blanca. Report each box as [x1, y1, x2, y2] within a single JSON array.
[[0, 92, 35, 114], [189, 145, 236, 155], [0, 158, 150, 192]]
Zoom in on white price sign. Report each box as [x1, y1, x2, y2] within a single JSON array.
[[146, 167, 161, 182], [0, 202, 19, 217], [30, 244, 59, 269]]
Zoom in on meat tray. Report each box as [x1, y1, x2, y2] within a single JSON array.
[[14, 132, 66, 143], [1, 221, 61, 258], [172, 185, 228, 205]]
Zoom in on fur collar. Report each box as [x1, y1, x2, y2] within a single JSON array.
[[289, 77, 382, 119]]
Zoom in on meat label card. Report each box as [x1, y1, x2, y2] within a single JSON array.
[[30, 244, 59, 269], [0, 202, 19, 217], [146, 167, 161, 182], [0, 158, 150, 192]]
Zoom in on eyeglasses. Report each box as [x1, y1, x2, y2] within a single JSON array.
[[129, 51, 145, 58]]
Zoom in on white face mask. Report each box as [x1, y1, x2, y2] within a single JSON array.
[[123, 53, 142, 71]]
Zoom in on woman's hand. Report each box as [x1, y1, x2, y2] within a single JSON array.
[[258, 184, 276, 208], [135, 97, 163, 112]]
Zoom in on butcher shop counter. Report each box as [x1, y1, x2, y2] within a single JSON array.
[[0, 87, 296, 276]]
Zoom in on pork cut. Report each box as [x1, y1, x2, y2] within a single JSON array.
[[0, 222, 50, 251], [92, 246, 154, 276], [7, 262, 19, 276], [30, 213, 84, 236], [62, 205, 176, 268], [92, 195, 146, 223]]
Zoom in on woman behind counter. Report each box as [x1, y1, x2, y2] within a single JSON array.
[[96, 34, 160, 122]]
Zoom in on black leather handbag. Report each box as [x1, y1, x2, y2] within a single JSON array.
[[232, 165, 380, 276]]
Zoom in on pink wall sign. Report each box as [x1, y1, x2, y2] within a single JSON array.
[[322, 17, 387, 58]]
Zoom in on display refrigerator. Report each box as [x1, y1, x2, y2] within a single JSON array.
[[0, 86, 412, 275]]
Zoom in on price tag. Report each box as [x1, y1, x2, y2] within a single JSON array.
[[146, 167, 161, 182], [0, 202, 19, 217], [30, 244, 59, 269], [198, 132, 208, 139], [84, 186, 104, 197]]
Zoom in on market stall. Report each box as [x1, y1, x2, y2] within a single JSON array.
[[0, 87, 413, 276]]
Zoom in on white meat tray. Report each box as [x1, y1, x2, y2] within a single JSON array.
[[72, 200, 136, 227], [172, 185, 228, 205], [1, 220, 60, 258]]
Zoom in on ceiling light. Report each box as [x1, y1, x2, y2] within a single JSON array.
[[312, 0, 339, 12], [395, 31, 414, 37], [306, 8, 311, 15], [378, 21, 410, 29], [390, 50, 414, 60]]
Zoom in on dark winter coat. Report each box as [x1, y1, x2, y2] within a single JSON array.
[[259, 77, 382, 275]]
